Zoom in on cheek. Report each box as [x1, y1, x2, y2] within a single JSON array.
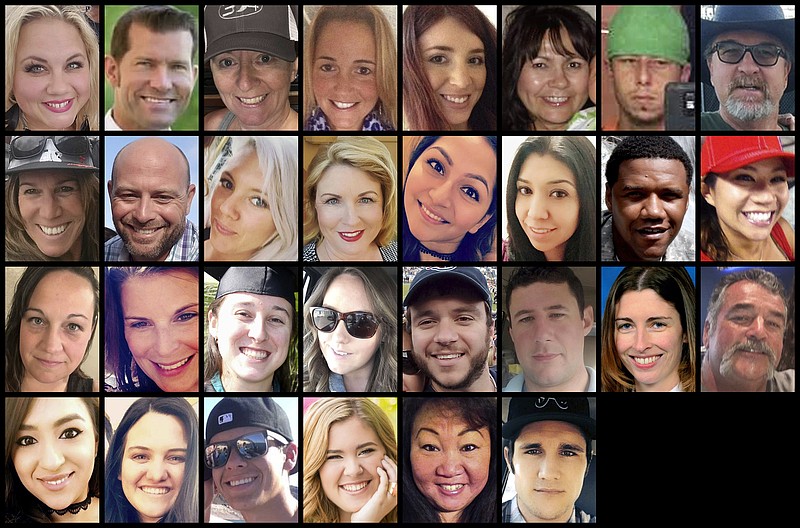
[[517, 71, 545, 98], [316, 205, 340, 231]]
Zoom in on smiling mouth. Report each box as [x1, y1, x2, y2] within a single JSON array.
[[156, 356, 192, 371], [38, 223, 70, 236], [637, 226, 668, 237], [141, 486, 171, 495], [437, 483, 465, 493], [441, 94, 469, 104], [418, 201, 449, 224], [40, 472, 73, 486], [237, 94, 267, 105], [742, 211, 774, 226], [631, 355, 662, 366], [543, 96, 569, 105], [241, 347, 270, 360], [44, 99, 73, 110], [432, 352, 464, 360], [142, 96, 175, 104], [528, 226, 556, 234], [332, 100, 357, 109], [227, 477, 256, 487], [340, 481, 370, 492]]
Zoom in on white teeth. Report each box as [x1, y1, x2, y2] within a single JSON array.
[[334, 350, 351, 357], [341, 482, 368, 492], [435, 353, 463, 360], [241, 348, 269, 360], [144, 97, 171, 104], [46, 101, 69, 109], [43, 476, 69, 485], [229, 477, 256, 487], [238, 94, 266, 104], [633, 356, 659, 365], [545, 96, 568, 104], [744, 212, 772, 223], [333, 101, 357, 109], [340, 231, 362, 237], [39, 224, 68, 235], [420, 202, 446, 223], [134, 227, 158, 235], [141, 486, 170, 495], [440, 484, 464, 491], [158, 356, 190, 371], [530, 227, 554, 234], [442, 94, 468, 104]]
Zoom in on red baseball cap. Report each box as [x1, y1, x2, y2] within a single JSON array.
[[701, 136, 795, 185]]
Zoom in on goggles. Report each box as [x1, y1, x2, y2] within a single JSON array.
[[310, 307, 380, 339], [205, 430, 287, 469], [711, 42, 787, 67], [10, 135, 92, 159]]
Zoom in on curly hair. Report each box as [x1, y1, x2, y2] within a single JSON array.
[[303, 398, 397, 523], [604, 135, 693, 189]]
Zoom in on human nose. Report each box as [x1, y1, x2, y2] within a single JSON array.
[[343, 455, 364, 477], [548, 64, 569, 89], [132, 198, 157, 224], [435, 449, 464, 477], [341, 203, 360, 226], [42, 325, 64, 354], [448, 63, 470, 89], [632, 328, 651, 353], [46, 69, 70, 95], [525, 193, 549, 221], [634, 59, 653, 86], [145, 458, 169, 481], [433, 319, 458, 345], [640, 194, 665, 219], [226, 446, 247, 469], [247, 319, 269, 343], [537, 451, 561, 480], [39, 191, 61, 219], [736, 49, 761, 75], [428, 179, 454, 208], [154, 326, 182, 356], [237, 62, 257, 92], [745, 316, 769, 341], [39, 438, 66, 471], [218, 193, 239, 220], [149, 64, 174, 91]]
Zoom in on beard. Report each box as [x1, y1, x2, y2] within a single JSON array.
[[723, 75, 776, 121], [719, 338, 778, 382], [414, 333, 491, 391], [117, 217, 186, 260]]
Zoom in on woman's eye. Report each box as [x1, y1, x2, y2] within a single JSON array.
[[24, 63, 46, 74], [16, 436, 37, 447], [250, 196, 269, 208], [461, 186, 480, 201], [28, 317, 45, 326], [421, 444, 439, 452], [617, 322, 633, 332], [320, 63, 336, 73], [426, 158, 445, 175], [461, 444, 478, 452], [551, 189, 568, 198], [358, 197, 376, 204], [517, 186, 532, 196], [359, 448, 376, 456], [129, 321, 150, 329], [258, 54, 272, 64], [468, 56, 485, 66], [323, 197, 340, 205], [220, 177, 234, 190], [429, 55, 447, 64], [218, 58, 235, 68], [67, 61, 84, 70], [66, 323, 83, 332], [356, 66, 372, 75], [60, 428, 82, 440], [177, 312, 197, 323]]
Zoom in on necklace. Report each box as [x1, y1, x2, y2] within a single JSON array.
[[38, 495, 92, 516], [419, 243, 455, 261]]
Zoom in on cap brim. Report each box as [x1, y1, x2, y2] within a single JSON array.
[[404, 272, 490, 307], [705, 151, 795, 180], [503, 413, 597, 440], [6, 162, 96, 174], [205, 33, 296, 63]]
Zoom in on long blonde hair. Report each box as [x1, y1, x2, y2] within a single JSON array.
[[303, 398, 397, 523], [303, 5, 397, 128], [303, 136, 397, 247], [5, 5, 100, 130], [207, 136, 298, 260]]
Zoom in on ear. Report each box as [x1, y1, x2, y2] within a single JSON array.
[[107, 178, 114, 200], [680, 64, 692, 83], [283, 442, 298, 474], [105, 55, 120, 87], [582, 305, 594, 336], [503, 445, 514, 474], [208, 307, 219, 338], [185, 184, 196, 215], [702, 320, 711, 350], [700, 180, 715, 207], [604, 183, 612, 211], [468, 212, 492, 235]]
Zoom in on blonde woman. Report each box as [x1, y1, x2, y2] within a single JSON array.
[[303, 136, 397, 261], [304, 267, 397, 392], [204, 136, 298, 261], [304, 5, 397, 131], [303, 398, 398, 523], [5, 5, 99, 131]]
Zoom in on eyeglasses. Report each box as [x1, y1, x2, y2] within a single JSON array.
[[205, 431, 286, 469], [10, 136, 91, 159], [310, 307, 380, 339], [711, 42, 787, 67]]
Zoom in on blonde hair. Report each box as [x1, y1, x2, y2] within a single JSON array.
[[303, 5, 397, 129], [303, 136, 397, 248], [303, 398, 397, 523], [207, 136, 298, 260], [5, 5, 100, 130]]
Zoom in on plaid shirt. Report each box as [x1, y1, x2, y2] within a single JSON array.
[[502, 496, 596, 523], [104, 221, 199, 262]]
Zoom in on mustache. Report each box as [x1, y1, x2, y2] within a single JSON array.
[[727, 75, 768, 93], [722, 338, 778, 364]]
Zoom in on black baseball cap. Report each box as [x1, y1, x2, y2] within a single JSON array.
[[215, 266, 296, 307], [204, 5, 299, 63], [503, 397, 596, 440], [404, 267, 492, 307]]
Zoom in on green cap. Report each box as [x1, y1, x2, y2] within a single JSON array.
[[607, 6, 690, 66]]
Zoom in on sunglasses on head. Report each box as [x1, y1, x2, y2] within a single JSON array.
[[10, 135, 91, 159], [310, 307, 380, 339], [205, 430, 286, 469], [712, 41, 787, 67]]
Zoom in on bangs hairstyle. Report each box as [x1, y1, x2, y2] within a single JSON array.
[[502, 5, 595, 131], [505, 136, 596, 261], [303, 267, 398, 392], [402, 5, 497, 131], [5, 397, 101, 523], [303, 398, 397, 523], [401, 397, 497, 523], [105, 267, 199, 392], [5, 5, 100, 130], [303, 5, 397, 129], [303, 136, 397, 247], [402, 136, 498, 261], [208, 136, 298, 260], [601, 267, 697, 392], [104, 397, 198, 523], [5, 172, 100, 261], [5, 267, 99, 392]]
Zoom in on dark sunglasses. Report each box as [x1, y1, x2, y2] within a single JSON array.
[[205, 431, 286, 469], [712, 42, 787, 67], [10, 135, 91, 159], [310, 307, 380, 339]]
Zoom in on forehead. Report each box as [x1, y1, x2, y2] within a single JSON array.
[[720, 281, 786, 313], [221, 292, 292, 312], [328, 416, 379, 446], [413, 406, 477, 433], [419, 16, 483, 48], [22, 397, 93, 428], [713, 29, 784, 47], [124, 22, 194, 59], [515, 420, 585, 447], [409, 291, 486, 317], [509, 281, 579, 312], [617, 289, 679, 316], [18, 17, 84, 52], [126, 411, 187, 446], [121, 272, 197, 309], [19, 171, 81, 186], [316, 20, 375, 53], [615, 158, 689, 189], [423, 137, 497, 182], [318, 164, 382, 193], [29, 270, 94, 308], [519, 154, 576, 184]]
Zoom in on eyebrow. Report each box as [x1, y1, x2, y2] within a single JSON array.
[[520, 441, 586, 452], [316, 55, 376, 66], [19, 178, 80, 187], [126, 446, 188, 453], [726, 303, 785, 320], [326, 441, 378, 454], [414, 304, 483, 320], [19, 414, 86, 431], [615, 316, 674, 323], [24, 307, 89, 320], [124, 303, 199, 321], [513, 304, 570, 317], [429, 146, 490, 193], [231, 302, 291, 317], [518, 176, 577, 189], [416, 427, 484, 438], [424, 45, 485, 54], [20, 53, 87, 65], [620, 184, 684, 195], [319, 190, 379, 199], [113, 185, 180, 196]]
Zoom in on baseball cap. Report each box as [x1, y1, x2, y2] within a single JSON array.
[[404, 267, 492, 307], [503, 396, 596, 440], [7, 136, 97, 175], [215, 266, 297, 306], [701, 136, 795, 185], [207, 397, 293, 443], [204, 5, 299, 63], [607, 6, 690, 66]]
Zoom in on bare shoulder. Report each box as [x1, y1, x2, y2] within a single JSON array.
[[204, 109, 226, 131], [778, 216, 795, 248]]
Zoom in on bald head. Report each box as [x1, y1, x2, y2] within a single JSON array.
[[111, 137, 191, 190]]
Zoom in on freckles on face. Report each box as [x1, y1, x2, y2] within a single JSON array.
[[13, 18, 91, 130], [120, 412, 188, 523], [312, 21, 379, 131], [120, 272, 199, 392]]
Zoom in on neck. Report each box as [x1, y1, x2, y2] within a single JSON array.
[[46, 493, 98, 523], [317, 239, 379, 261], [342, 366, 372, 392], [21, 374, 69, 392], [242, 491, 298, 523], [221, 368, 274, 393], [525, 366, 588, 392], [719, 108, 781, 131]]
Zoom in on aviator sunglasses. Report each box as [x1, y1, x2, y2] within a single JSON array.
[[10, 135, 92, 159], [711, 41, 787, 67], [310, 307, 380, 339], [205, 430, 286, 469]]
